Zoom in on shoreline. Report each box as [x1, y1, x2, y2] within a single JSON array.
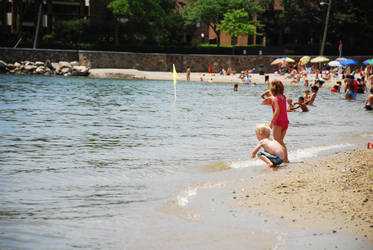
[[88, 68, 338, 87], [156, 147, 373, 249], [234, 148, 373, 241]]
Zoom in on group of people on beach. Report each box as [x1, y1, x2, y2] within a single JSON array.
[[251, 64, 373, 168]]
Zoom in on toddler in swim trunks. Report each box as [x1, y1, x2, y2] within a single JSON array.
[[251, 124, 286, 168]]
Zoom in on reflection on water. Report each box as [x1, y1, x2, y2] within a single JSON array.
[[0, 74, 372, 249]]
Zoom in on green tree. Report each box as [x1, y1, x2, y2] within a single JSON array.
[[107, 0, 183, 46], [217, 9, 261, 41], [182, 0, 264, 47], [279, 0, 373, 55]]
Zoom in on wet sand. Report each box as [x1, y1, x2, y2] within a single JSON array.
[[235, 148, 373, 241], [154, 148, 373, 249], [88, 68, 338, 87]]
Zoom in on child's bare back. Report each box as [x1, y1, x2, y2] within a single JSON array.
[[258, 138, 285, 160], [251, 124, 286, 168]]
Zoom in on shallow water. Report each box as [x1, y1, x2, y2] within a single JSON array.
[[0, 74, 372, 249]]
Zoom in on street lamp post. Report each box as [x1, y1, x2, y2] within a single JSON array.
[[320, 0, 332, 56]]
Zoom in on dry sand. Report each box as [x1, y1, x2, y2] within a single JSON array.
[[234, 149, 373, 241], [88, 68, 338, 87]]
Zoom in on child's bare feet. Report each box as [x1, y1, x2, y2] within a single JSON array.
[[267, 163, 274, 168]]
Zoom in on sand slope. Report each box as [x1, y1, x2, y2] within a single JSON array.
[[235, 149, 373, 240]]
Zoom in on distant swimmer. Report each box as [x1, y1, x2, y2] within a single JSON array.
[[233, 84, 238, 92], [286, 98, 297, 112], [305, 86, 319, 105], [186, 66, 191, 81], [251, 124, 285, 168], [331, 80, 342, 93], [365, 87, 373, 110], [292, 97, 309, 112]]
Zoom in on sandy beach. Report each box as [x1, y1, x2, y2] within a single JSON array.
[[88, 68, 338, 87], [234, 148, 373, 241]]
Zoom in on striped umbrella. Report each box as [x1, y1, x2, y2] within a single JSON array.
[[335, 57, 348, 61], [310, 56, 329, 63], [299, 56, 310, 65], [340, 59, 358, 66], [363, 59, 373, 65], [328, 60, 341, 67], [271, 57, 295, 65]]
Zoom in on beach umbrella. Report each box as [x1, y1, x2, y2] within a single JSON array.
[[271, 58, 284, 65], [340, 59, 358, 66], [335, 57, 348, 61], [310, 56, 329, 63], [284, 57, 295, 63], [299, 56, 310, 65], [363, 59, 373, 65], [271, 57, 295, 65], [328, 60, 341, 67]]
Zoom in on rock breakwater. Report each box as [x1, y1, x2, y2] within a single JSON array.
[[0, 59, 89, 77]]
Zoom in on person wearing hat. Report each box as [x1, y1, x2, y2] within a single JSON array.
[[331, 80, 342, 93]]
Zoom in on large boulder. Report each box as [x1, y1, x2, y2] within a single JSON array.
[[44, 59, 52, 68], [70, 61, 80, 67], [24, 65, 37, 71], [6, 64, 16, 70], [0, 60, 7, 70], [51, 62, 61, 73], [24, 61, 34, 66], [35, 61, 44, 67], [73, 65, 89, 73], [61, 67, 72, 74], [59, 61, 72, 69], [35, 66, 46, 74]]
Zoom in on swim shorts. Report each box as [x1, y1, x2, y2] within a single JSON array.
[[347, 91, 357, 100], [258, 151, 283, 165], [366, 104, 372, 110]]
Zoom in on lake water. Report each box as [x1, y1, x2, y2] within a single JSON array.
[[0, 74, 372, 249]]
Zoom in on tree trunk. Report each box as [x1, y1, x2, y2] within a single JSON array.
[[114, 17, 119, 47], [33, 3, 42, 49]]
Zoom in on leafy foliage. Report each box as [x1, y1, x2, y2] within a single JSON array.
[[182, 0, 264, 46], [107, 0, 182, 45], [217, 9, 257, 38]]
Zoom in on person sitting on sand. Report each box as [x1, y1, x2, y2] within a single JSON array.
[[331, 80, 342, 93], [365, 87, 373, 110], [251, 124, 285, 168], [305, 86, 319, 105], [293, 97, 309, 112]]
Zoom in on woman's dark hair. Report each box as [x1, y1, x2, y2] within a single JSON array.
[[311, 85, 319, 92]]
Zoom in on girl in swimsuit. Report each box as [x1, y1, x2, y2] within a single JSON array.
[[268, 80, 290, 163]]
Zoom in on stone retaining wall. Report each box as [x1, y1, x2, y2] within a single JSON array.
[[1, 47, 372, 74]]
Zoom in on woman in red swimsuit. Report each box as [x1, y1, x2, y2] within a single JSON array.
[[268, 80, 289, 163]]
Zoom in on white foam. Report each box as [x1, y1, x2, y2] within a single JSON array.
[[227, 143, 354, 169], [228, 159, 263, 169], [290, 143, 354, 162], [176, 187, 197, 207]]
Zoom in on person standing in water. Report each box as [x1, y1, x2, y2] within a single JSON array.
[[365, 87, 373, 110], [186, 66, 191, 81], [264, 80, 290, 163]]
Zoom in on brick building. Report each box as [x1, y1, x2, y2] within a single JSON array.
[[0, 0, 89, 34]]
